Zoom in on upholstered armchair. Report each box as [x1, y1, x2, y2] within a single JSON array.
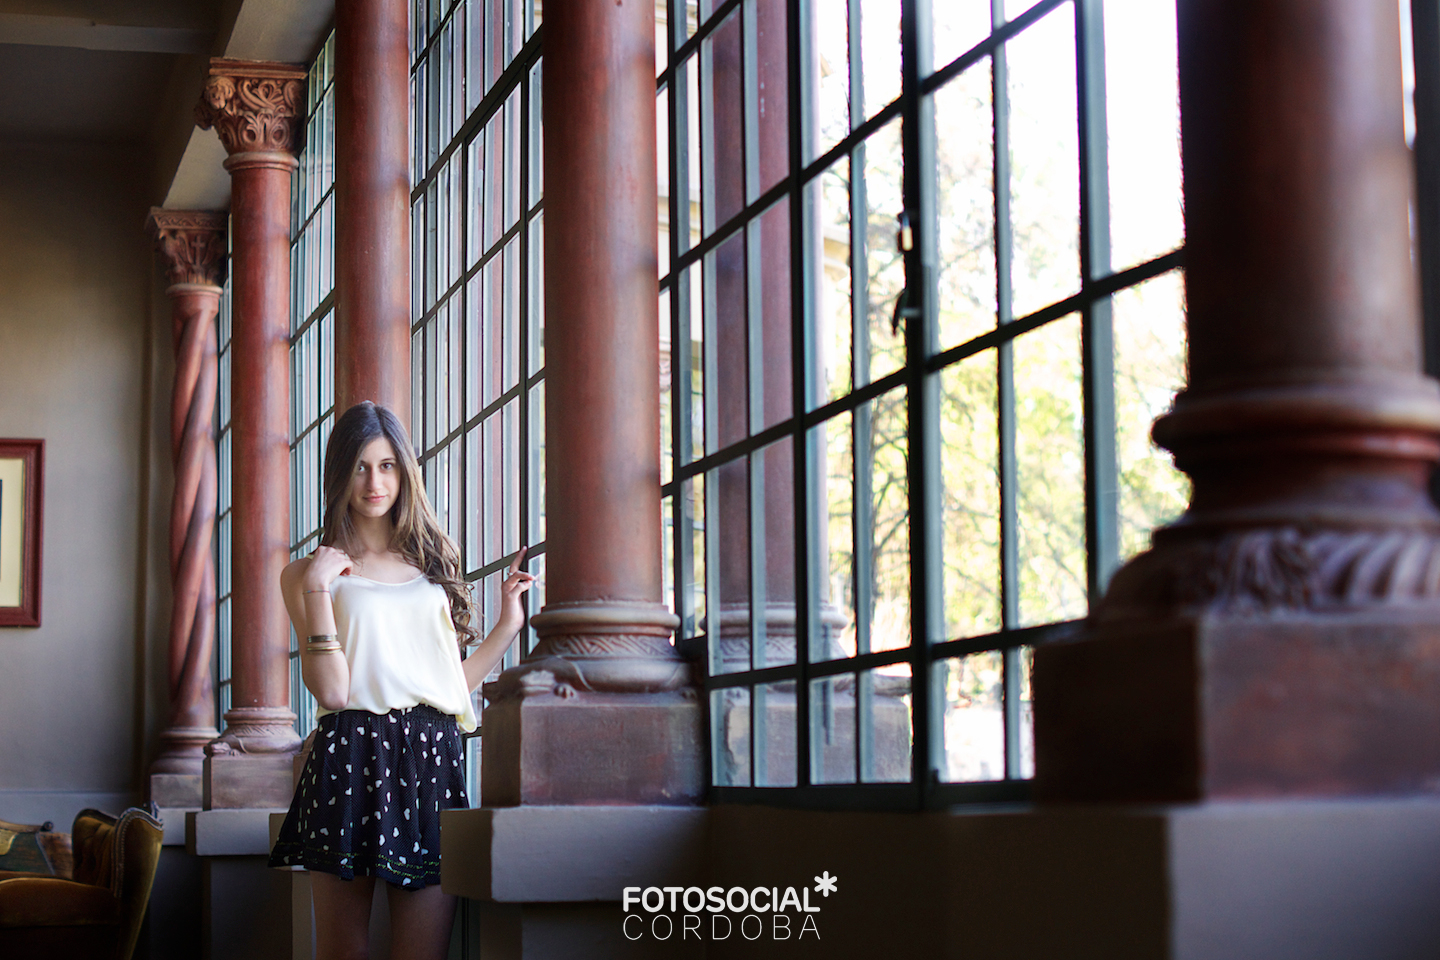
[[0, 807, 164, 960]]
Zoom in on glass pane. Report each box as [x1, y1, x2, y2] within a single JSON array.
[[861, 118, 905, 385], [502, 236, 520, 393], [755, 0, 789, 198], [810, 675, 856, 784], [684, 473, 707, 640], [529, 59, 543, 206], [1015, 645, 1034, 779], [938, 651, 1005, 782], [712, 232, 748, 449], [660, 289, 673, 486], [756, 201, 793, 430], [502, 397, 520, 557], [811, 0, 850, 161], [934, 60, 997, 351], [859, 662, 911, 782], [662, 493, 675, 616], [812, 156, 853, 405], [683, 54, 702, 252], [755, 681, 796, 786], [658, 87, 672, 280], [528, 380, 545, 544], [528, 211, 543, 373], [863, 388, 909, 652], [760, 439, 797, 668], [1007, 9, 1080, 318], [815, 411, 856, 661], [686, 260, 706, 460], [466, 423, 480, 572], [703, 8, 744, 233], [523, 551, 545, 657], [1105, 0, 1184, 272], [714, 454, 750, 675], [932, 0, 992, 75], [712, 686, 751, 786], [860, 0, 902, 119], [939, 352, 1002, 641], [1014, 314, 1086, 625], [466, 273, 482, 417], [1114, 270, 1189, 562]]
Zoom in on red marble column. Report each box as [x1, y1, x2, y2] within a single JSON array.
[[1034, 0, 1440, 801], [334, 0, 412, 420], [481, 0, 700, 805], [196, 60, 306, 805], [146, 210, 227, 806]]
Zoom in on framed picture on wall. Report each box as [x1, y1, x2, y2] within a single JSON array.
[[0, 439, 43, 627]]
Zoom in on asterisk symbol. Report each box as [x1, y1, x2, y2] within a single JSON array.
[[814, 871, 838, 897]]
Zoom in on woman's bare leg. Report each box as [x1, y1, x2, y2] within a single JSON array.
[[386, 883, 457, 960], [311, 871, 377, 960]]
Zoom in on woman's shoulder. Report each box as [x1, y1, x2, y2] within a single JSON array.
[[280, 556, 312, 589]]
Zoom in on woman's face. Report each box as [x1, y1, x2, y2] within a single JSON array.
[[348, 436, 401, 521]]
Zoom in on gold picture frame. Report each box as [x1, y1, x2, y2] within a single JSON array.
[[0, 439, 43, 627]]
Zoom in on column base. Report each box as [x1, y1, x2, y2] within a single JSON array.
[[203, 753, 299, 809], [1034, 608, 1440, 801], [150, 725, 220, 777], [480, 690, 704, 806]]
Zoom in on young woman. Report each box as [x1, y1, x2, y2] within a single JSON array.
[[269, 401, 534, 960]]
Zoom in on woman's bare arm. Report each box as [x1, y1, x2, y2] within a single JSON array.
[[281, 548, 354, 711], [462, 548, 535, 692]]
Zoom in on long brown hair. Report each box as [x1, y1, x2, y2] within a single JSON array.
[[320, 401, 479, 648]]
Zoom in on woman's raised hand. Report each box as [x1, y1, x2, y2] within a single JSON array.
[[304, 545, 354, 592], [497, 546, 537, 633]]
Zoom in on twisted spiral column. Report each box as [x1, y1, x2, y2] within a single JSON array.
[[147, 209, 227, 778]]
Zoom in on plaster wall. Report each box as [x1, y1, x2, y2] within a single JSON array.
[[0, 139, 165, 827]]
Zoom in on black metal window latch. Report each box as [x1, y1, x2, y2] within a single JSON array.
[[891, 211, 920, 335]]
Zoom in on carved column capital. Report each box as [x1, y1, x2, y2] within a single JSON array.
[[147, 208, 228, 288], [195, 58, 306, 157]]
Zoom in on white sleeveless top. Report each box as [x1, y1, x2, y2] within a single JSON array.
[[318, 573, 478, 733]]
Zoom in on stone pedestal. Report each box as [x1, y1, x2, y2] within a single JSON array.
[[481, 692, 702, 806], [202, 754, 299, 809], [1037, 608, 1440, 801]]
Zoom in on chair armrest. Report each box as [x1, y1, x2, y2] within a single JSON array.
[[0, 876, 121, 927]]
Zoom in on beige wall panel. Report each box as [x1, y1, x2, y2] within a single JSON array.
[[0, 141, 154, 821]]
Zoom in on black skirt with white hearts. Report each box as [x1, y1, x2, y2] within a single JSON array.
[[268, 704, 469, 888]]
